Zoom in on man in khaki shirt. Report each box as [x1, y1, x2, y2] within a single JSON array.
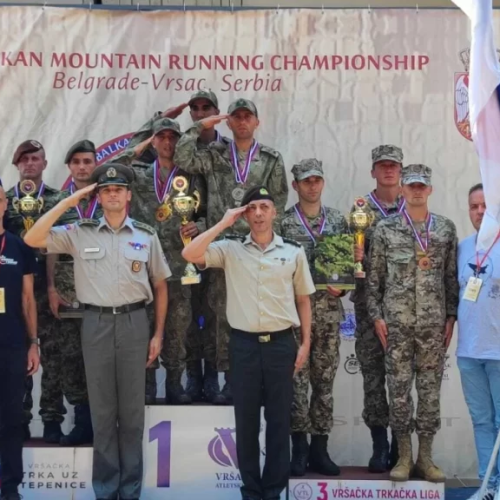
[[24, 163, 171, 500], [182, 185, 314, 500]]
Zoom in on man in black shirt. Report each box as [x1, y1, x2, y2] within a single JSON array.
[[0, 184, 39, 500]]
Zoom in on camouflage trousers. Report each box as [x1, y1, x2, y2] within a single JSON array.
[[386, 324, 445, 436], [38, 316, 89, 423], [291, 293, 341, 435], [146, 280, 192, 396], [185, 271, 217, 364], [207, 268, 231, 373], [354, 303, 390, 429]]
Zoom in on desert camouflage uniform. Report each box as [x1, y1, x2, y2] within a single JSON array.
[[281, 204, 347, 435], [366, 203, 459, 436], [6, 183, 63, 424], [173, 110, 288, 372]]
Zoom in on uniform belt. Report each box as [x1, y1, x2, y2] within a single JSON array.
[[231, 328, 293, 343], [84, 301, 146, 315]]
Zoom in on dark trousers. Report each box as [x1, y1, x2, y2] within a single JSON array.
[[229, 328, 296, 500], [0, 348, 27, 495]]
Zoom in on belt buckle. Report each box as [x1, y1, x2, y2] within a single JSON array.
[[112, 306, 121, 315], [258, 334, 271, 343]]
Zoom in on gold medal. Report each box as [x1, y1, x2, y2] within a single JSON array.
[[156, 202, 172, 222], [418, 256, 431, 270], [132, 261, 141, 272]]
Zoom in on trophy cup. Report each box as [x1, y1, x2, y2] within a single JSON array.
[[12, 180, 44, 237], [171, 176, 202, 285], [348, 197, 375, 278]]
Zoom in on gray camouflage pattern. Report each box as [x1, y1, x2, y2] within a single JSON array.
[[371, 145, 403, 165], [291, 158, 324, 181], [402, 164, 432, 186]]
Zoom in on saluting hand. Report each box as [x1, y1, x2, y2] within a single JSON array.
[[147, 336, 162, 368], [162, 103, 189, 119], [199, 114, 229, 129], [374, 319, 388, 351], [221, 206, 248, 229], [64, 183, 97, 208]]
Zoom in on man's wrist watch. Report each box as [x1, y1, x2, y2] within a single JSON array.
[[29, 338, 40, 346]]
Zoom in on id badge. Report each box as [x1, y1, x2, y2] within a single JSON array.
[[0, 288, 5, 313], [463, 276, 483, 302]]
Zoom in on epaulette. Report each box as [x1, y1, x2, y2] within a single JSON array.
[[132, 220, 156, 235], [225, 234, 245, 242], [77, 219, 99, 226], [282, 237, 302, 247], [259, 144, 280, 158]]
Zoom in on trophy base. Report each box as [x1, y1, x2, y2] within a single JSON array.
[[181, 274, 202, 285], [354, 271, 366, 279]]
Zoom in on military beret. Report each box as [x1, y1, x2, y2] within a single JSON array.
[[64, 140, 96, 164], [402, 164, 432, 186], [241, 185, 274, 206], [152, 117, 181, 136], [91, 163, 135, 188], [291, 159, 324, 181], [372, 145, 404, 165], [227, 98, 258, 118], [12, 140, 44, 165], [188, 90, 219, 109]]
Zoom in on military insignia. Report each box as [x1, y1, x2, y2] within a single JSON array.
[[64, 224, 74, 231], [132, 261, 141, 272], [128, 242, 147, 250], [132, 220, 156, 234], [259, 188, 269, 195], [106, 167, 117, 178], [30, 140, 41, 148]]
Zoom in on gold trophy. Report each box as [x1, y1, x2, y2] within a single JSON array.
[[12, 180, 44, 237], [348, 197, 375, 278], [171, 176, 202, 285]]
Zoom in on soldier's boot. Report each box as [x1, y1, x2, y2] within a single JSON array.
[[23, 424, 31, 442], [203, 361, 222, 403], [213, 371, 232, 405], [308, 435, 340, 476], [145, 368, 158, 405], [368, 426, 390, 473], [185, 360, 204, 402], [414, 435, 446, 483], [290, 432, 309, 477], [60, 404, 93, 446], [166, 370, 192, 405], [389, 434, 413, 482], [389, 430, 399, 470], [43, 422, 63, 444]]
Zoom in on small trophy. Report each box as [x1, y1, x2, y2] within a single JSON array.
[[171, 176, 202, 285], [12, 180, 44, 237], [348, 197, 375, 279]]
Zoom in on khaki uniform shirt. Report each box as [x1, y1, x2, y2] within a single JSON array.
[[203, 233, 316, 332], [46, 216, 171, 307]]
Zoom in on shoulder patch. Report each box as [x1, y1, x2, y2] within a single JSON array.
[[132, 220, 156, 235], [258, 144, 280, 158], [77, 218, 99, 227], [282, 237, 302, 247], [225, 234, 245, 242]]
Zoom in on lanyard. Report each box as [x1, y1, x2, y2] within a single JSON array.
[[368, 191, 405, 217], [402, 209, 432, 254], [70, 181, 98, 219], [293, 204, 326, 243], [154, 161, 178, 204], [0, 233, 6, 264], [230, 140, 259, 184], [475, 231, 500, 277]]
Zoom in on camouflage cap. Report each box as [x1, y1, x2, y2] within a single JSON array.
[[64, 139, 96, 164], [91, 163, 135, 188], [402, 164, 432, 186], [188, 90, 219, 109], [291, 159, 324, 181], [12, 140, 44, 164], [152, 117, 182, 136], [372, 145, 404, 165], [227, 98, 258, 118]]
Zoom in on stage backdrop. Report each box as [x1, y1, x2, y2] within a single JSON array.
[[0, 5, 487, 479]]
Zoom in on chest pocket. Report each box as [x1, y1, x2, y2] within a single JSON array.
[[79, 248, 106, 279], [386, 245, 413, 281], [266, 256, 296, 297], [124, 248, 149, 278]]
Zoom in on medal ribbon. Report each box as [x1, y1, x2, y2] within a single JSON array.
[[154, 160, 178, 204], [230, 140, 259, 184], [402, 209, 433, 255], [475, 231, 500, 277], [70, 181, 98, 219], [15, 181, 45, 200], [0, 233, 6, 264], [293, 204, 326, 243], [368, 191, 405, 217]]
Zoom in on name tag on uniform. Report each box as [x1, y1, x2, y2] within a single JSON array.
[[0, 288, 5, 314], [464, 276, 483, 302], [84, 248, 100, 254]]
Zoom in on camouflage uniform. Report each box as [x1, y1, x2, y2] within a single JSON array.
[[6, 182, 62, 427], [115, 117, 208, 403], [366, 164, 459, 482], [173, 99, 288, 374]]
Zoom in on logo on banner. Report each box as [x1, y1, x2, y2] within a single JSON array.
[[293, 482, 313, 500], [340, 311, 356, 341], [344, 354, 360, 375]]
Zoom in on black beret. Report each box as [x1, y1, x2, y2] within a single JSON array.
[[64, 140, 96, 164], [241, 185, 274, 206]]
